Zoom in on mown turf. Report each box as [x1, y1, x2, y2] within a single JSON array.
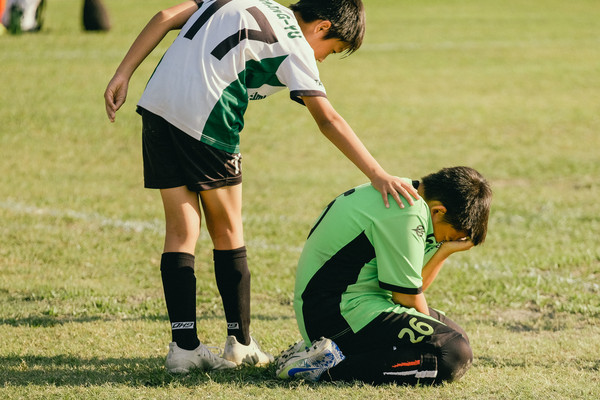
[[1, 0, 599, 398]]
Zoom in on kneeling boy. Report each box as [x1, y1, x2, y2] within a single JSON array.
[[277, 166, 492, 385]]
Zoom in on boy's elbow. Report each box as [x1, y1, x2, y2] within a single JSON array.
[[153, 7, 189, 30], [392, 292, 429, 315], [313, 112, 344, 137], [316, 117, 336, 136], [152, 10, 169, 23]]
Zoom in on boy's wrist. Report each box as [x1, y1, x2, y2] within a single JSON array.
[[433, 244, 452, 260], [113, 68, 133, 80], [368, 167, 388, 181], [437, 240, 474, 256]]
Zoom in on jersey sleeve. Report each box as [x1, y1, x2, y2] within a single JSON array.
[[371, 213, 428, 294], [277, 49, 327, 105]]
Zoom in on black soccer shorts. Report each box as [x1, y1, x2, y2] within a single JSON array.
[[321, 308, 473, 385], [140, 108, 242, 192]]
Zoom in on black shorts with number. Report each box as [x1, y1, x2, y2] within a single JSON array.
[[321, 308, 473, 385], [140, 108, 242, 192]]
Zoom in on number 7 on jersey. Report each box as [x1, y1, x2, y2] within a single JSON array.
[[184, 0, 278, 60]]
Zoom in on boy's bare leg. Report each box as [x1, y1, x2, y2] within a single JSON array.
[[199, 184, 273, 366], [161, 186, 202, 253], [199, 184, 244, 250], [199, 185, 250, 344]]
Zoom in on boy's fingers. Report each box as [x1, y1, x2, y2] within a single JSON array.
[[442, 239, 474, 253], [105, 99, 116, 122], [393, 180, 417, 207], [381, 192, 390, 208], [400, 180, 420, 201], [374, 175, 421, 209], [104, 88, 126, 122], [410, 186, 421, 200], [104, 90, 115, 118], [104, 77, 128, 122], [390, 188, 405, 208], [400, 185, 415, 206]]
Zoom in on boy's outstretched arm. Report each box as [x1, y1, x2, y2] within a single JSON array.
[[303, 95, 419, 208], [104, 1, 200, 122]]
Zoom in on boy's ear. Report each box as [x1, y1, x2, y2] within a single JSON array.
[[315, 20, 332, 34], [429, 203, 447, 219]]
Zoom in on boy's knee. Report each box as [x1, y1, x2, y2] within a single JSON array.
[[436, 335, 473, 383]]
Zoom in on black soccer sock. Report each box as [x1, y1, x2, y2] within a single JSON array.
[[160, 252, 200, 351], [213, 247, 251, 345]]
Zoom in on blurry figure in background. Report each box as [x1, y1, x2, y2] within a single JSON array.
[[2, 0, 45, 34], [0, 0, 110, 34], [82, 0, 110, 31]]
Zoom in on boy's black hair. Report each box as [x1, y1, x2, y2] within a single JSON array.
[[421, 166, 492, 246], [289, 0, 366, 55]]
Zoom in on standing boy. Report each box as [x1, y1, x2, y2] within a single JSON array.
[[104, 0, 419, 373], [277, 166, 492, 385]]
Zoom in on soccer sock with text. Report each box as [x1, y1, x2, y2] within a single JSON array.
[[160, 252, 200, 351], [214, 247, 251, 345]]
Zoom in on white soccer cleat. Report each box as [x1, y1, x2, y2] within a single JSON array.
[[223, 335, 274, 367], [276, 337, 345, 382], [276, 339, 307, 370], [165, 342, 236, 373]]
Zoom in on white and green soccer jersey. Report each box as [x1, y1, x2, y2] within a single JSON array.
[[294, 180, 440, 344], [137, 0, 326, 154]]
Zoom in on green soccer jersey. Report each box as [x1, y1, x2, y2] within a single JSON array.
[[294, 179, 440, 344]]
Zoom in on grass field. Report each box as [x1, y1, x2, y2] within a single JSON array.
[[1, 0, 599, 398]]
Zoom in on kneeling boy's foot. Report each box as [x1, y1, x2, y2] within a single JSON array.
[[276, 337, 345, 382], [223, 335, 274, 367], [165, 342, 236, 373], [276, 339, 307, 370]]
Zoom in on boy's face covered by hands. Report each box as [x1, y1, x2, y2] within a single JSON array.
[[433, 220, 468, 244], [430, 205, 471, 245], [433, 219, 474, 256]]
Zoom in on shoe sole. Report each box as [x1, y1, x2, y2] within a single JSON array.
[[167, 366, 191, 374], [276, 339, 343, 380], [167, 361, 236, 373], [276, 341, 307, 369], [167, 353, 237, 373], [224, 353, 273, 367]]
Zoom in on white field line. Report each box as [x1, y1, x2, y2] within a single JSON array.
[[0, 200, 302, 253], [0, 199, 163, 234]]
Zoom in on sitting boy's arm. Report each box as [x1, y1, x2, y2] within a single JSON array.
[[392, 292, 430, 316], [421, 239, 474, 291], [302, 95, 420, 209], [104, 1, 200, 122]]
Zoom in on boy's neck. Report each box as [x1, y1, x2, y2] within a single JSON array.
[[293, 11, 309, 36], [416, 181, 425, 198], [293, 11, 303, 25]]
